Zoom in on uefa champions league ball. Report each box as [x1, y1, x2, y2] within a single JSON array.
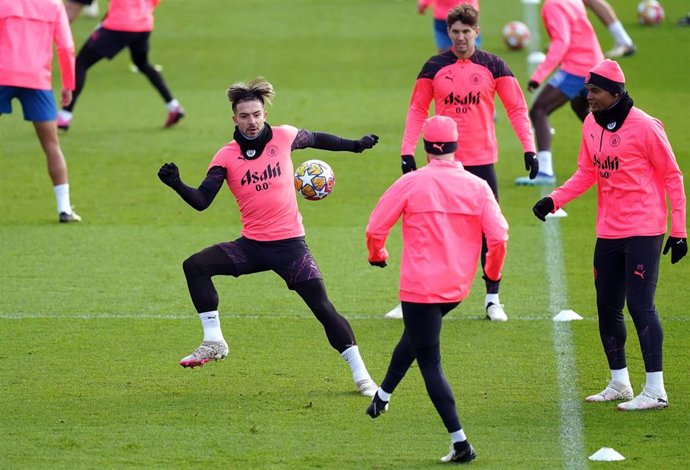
[[294, 159, 335, 201], [502, 21, 530, 51], [637, 0, 665, 25]]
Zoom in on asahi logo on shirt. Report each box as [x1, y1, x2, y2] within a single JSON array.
[[240, 162, 282, 189], [443, 91, 481, 106], [592, 154, 619, 179]]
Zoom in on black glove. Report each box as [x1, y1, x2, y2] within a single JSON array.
[[369, 260, 387, 268], [524, 152, 538, 179], [158, 162, 181, 188], [354, 134, 379, 153], [663, 236, 687, 264], [527, 80, 539, 93], [401, 155, 417, 174], [532, 197, 554, 222]]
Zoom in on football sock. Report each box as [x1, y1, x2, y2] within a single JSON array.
[[377, 388, 392, 402], [199, 310, 224, 342], [608, 21, 634, 47], [485, 293, 499, 308], [58, 110, 73, 122], [611, 367, 631, 387], [537, 150, 553, 176], [450, 429, 467, 444], [340, 345, 371, 382], [645, 371, 665, 393], [166, 99, 180, 111], [53, 184, 72, 214]]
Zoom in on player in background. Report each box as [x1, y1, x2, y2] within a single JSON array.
[[57, 0, 184, 131], [417, 0, 480, 52], [0, 0, 81, 223], [388, 3, 535, 322], [158, 77, 380, 397], [365, 115, 508, 464], [533, 60, 687, 410], [584, 0, 636, 58], [516, 0, 604, 186], [64, 0, 99, 22]]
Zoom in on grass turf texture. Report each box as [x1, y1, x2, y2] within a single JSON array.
[[1, 0, 689, 468]]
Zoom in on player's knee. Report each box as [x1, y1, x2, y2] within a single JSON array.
[[182, 254, 203, 277]]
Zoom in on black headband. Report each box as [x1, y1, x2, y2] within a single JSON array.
[[586, 72, 624, 95], [423, 140, 458, 155]]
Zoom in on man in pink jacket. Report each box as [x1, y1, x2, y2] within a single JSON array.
[[57, 0, 184, 131], [365, 115, 508, 464], [533, 60, 687, 411], [516, 0, 604, 186], [393, 4, 533, 321], [0, 0, 81, 222]]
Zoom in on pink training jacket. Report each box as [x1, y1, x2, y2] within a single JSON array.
[[550, 108, 687, 239], [530, 0, 604, 84], [209, 125, 305, 242], [102, 0, 160, 32], [401, 49, 535, 166], [366, 159, 508, 303], [418, 0, 479, 20], [0, 0, 74, 90]]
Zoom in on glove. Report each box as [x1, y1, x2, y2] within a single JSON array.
[[158, 162, 181, 188], [354, 134, 379, 153], [524, 152, 538, 179], [401, 155, 417, 174], [527, 80, 539, 93], [369, 260, 387, 268], [532, 197, 554, 222], [663, 236, 687, 264]]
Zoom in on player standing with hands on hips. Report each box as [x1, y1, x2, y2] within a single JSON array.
[[158, 77, 381, 397], [389, 3, 535, 322], [533, 60, 687, 410], [365, 116, 508, 463]]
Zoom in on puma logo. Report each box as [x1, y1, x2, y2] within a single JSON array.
[[432, 143, 445, 152], [634, 270, 644, 280]]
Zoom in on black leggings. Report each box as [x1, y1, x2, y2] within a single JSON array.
[[594, 235, 664, 372], [64, 42, 173, 112], [182, 245, 357, 353], [381, 301, 462, 433]]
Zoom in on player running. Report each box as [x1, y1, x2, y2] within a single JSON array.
[[157, 77, 380, 397]]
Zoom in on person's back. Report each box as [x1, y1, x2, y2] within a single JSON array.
[[102, 0, 159, 32]]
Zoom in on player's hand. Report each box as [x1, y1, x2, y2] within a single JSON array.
[[524, 151, 538, 179], [663, 236, 687, 264], [417, 3, 427, 14], [354, 134, 379, 153], [158, 162, 181, 188], [61, 89, 73, 107], [401, 155, 417, 174], [369, 260, 387, 268], [532, 197, 554, 222], [527, 80, 540, 93]]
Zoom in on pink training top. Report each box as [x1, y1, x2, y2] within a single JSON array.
[[102, 0, 160, 32], [401, 49, 535, 166], [209, 125, 305, 242], [0, 0, 74, 90], [366, 159, 508, 303], [418, 0, 479, 20], [530, 0, 604, 84], [550, 108, 687, 239]]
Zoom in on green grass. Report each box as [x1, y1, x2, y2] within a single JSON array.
[[1, 0, 689, 468]]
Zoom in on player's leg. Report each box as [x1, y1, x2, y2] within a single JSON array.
[[583, 0, 635, 58], [20, 88, 80, 222], [617, 235, 668, 410], [129, 33, 184, 128], [585, 238, 633, 402], [569, 91, 590, 122]]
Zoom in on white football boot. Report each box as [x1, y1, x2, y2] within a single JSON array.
[[585, 380, 634, 402], [179, 340, 228, 368], [617, 385, 668, 411]]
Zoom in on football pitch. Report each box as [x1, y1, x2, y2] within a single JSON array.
[[1, 0, 688, 468]]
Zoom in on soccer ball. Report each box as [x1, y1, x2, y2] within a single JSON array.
[[294, 159, 335, 201], [502, 21, 530, 50], [637, 0, 664, 25]]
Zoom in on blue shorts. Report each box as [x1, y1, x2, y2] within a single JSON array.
[[433, 18, 481, 50], [0, 86, 56, 121], [548, 70, 587, 100], [217, 236, 322, 289]]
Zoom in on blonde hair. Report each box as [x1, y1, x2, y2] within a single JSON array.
[[226, 77, 275, 112]]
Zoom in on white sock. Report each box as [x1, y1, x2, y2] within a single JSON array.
[[58, 110, 72, 121], [53, 184, 72, 214], [537, 150, 553, 176], [199, 310, 224, 342], [645, 371, 665, 393], [377, 388, 392, 402], [166, 99, 180, 111], [450, 429, 467, 443], [608, 21, 633, 47], [340, 345, 371, 383], [485, 293, 499, 308], [611, 367, 631, 387]]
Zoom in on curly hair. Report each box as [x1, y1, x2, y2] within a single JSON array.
[[226, 77, 275, 112], [447, 3, 479, 28]]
